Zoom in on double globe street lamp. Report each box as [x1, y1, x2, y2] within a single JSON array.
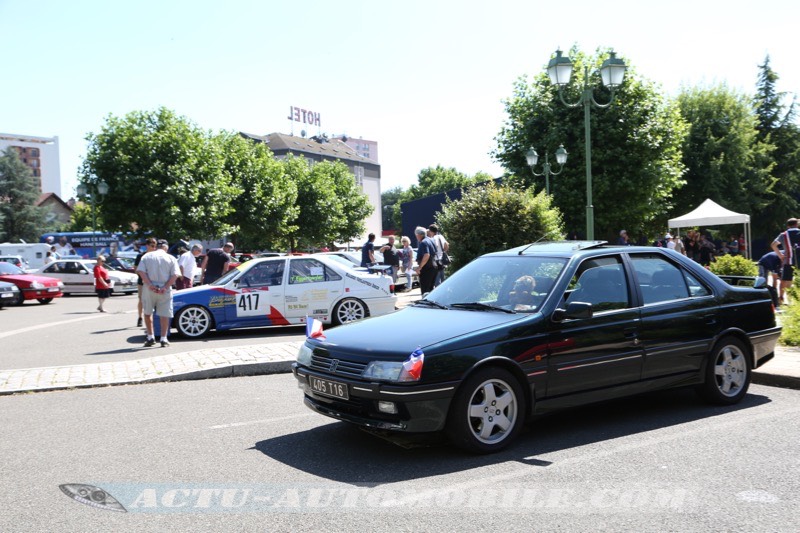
[[546, 49, 626, 240], [526, 145, 568, 195], [76, 179, 109, 258]]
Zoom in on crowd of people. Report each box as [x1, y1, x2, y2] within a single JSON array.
[[362, 224, 450, 295], [617, 228, 747, 267]]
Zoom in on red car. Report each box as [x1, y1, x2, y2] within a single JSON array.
[[0, 262, 64, 305]]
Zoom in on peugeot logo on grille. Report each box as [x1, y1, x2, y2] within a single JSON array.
[[329, 359, 339, 373]]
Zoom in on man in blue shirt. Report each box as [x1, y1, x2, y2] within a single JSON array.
[[413, 226, 437, 294], [770, 218, 800, 303], [361, 233, 376, 267]]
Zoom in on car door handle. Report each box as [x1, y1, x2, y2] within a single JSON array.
[[702, 314, 717, 326], [624, 327, 640, 345]]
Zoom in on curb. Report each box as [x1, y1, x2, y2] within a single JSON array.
[[751, 371, 800, 391]]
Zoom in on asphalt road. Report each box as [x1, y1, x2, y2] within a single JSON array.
[[0, 293, 306, 370], [1, 374, 798, 531]]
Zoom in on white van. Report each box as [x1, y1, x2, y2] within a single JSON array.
[[0, 243, 52, 271]]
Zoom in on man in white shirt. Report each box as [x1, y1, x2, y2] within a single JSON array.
[[137, 239, 181, 347], [177, 244, 203, 290]]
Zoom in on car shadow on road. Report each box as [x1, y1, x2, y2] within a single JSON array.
[[251, 388, 772, 485]]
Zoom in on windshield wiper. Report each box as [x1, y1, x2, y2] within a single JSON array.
[[413, 299, 450, 310], [449, 302, 517, 314]]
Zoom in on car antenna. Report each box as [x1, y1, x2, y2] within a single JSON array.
[[518, 236, 547, 255]]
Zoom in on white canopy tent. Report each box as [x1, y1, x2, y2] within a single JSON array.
[[668, 198, 751, 258]]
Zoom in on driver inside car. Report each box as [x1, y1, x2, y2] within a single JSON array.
[[508, 275, 538, 311]]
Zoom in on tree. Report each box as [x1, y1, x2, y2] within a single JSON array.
[[393, 166, 490, 231], [0, 148, 47, 242], [80, 107, 240, 241], [381, 186, 404, 232], [753, 55, 800, 232], [323, 160, 373, 244], [494, 47, 687, 240], [436, 181, 564, 271], [67, 202, 99, 232], [280, 156, 372, 250], [676, 85, 775, 235], [221, 133, 298, 251]]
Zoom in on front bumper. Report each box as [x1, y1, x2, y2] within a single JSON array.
[[22, 287, 62, 300], [293, 363, 457, 433]]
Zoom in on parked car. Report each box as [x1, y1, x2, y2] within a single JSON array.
[[293, 241, 781, 453], [316, 250, 419, 290], [0, 262, 64, 305], [35, 259, 138, 295], [105, 256, 136, 273], [0, 281, 21, 308], [157, 254, 396, 338], [0, 255, 29, 270]]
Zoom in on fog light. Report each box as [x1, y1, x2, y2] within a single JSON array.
[[377, 401, 398, 414]]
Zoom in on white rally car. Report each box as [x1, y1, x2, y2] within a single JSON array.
[[162, 255, 396, 338]]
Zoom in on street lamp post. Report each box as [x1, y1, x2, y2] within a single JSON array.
[[526, 145, 568, 195], [76, 180, 109, 258], [546, 49, 626, 240]]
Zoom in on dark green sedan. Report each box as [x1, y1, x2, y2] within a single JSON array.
[[293, 241, 780, 453]]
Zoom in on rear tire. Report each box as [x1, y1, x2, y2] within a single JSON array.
[[13, 291, 24, 306], [446, 367, 526, 453], [697, 336, 751, 405]]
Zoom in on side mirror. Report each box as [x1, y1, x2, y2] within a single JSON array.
[[552, 301, 593, 322], [79, 269, 88, 275]]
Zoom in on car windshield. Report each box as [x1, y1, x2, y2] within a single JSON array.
[[0, 262, 25, 275], [423, 256, 567, 313]]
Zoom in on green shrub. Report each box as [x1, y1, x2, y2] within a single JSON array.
[[708, 254, 758, 277], [780, 284, 800, 346]]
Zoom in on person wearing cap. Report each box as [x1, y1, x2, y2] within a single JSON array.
[[137, 238, 181, 347], [201, 242, 234, 284], [665, 233, 676, 251]]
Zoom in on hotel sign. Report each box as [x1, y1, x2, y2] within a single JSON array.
[[287, 106, 321, 127]]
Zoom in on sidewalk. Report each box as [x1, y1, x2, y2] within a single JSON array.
[[1, 288, 799, 395]]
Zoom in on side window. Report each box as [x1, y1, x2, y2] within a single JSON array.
[[631, 255, 691, 304], [65, 262, 82, 274], [684, 270, 711, 297], [239, 262, 284, 288], [565, 258, 629, 312], [289, 259, 342, 284], [43, 263, 59, 273]]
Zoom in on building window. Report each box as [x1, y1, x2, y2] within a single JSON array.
[[30, 148, 39, 157], [30, 159, 39, 168], [33, 169, 41, 177]]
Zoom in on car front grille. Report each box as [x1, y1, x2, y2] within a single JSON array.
[[310, 351, 368, 378]]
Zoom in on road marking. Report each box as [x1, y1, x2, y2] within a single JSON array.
[[0, 313, 110, 340], [209, 413, 315, 430]]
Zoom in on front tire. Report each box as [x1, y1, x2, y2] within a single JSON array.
[[698, 336, 751, 405], [446, 367, 526, 454], [175, 305, 213, 338], [333, 298, 368, 325], [37, 298, 54, 304], [13, 291, 24, 306]]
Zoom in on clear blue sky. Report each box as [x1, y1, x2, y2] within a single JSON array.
[[1, 0, 798, 199]]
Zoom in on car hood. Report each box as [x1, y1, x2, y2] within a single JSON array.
[[109, 272, 138, 282], [0, 273, 60, 286], [315, 305, 532, 358]]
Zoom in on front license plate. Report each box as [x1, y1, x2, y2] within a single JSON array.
[[47, 287, 59, 292], [308, 376, 349, 400]]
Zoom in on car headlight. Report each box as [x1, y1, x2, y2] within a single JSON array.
[[362, 360, 423, 382], [57, 281, 64, 288], [30, 281, 44, 289], [296, 343, 314, 366]]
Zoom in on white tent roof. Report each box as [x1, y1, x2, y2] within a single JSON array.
[[668, 198, 750, 228]]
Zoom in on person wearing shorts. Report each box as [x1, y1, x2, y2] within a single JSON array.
[[770, 218, 800, 304], [137, 239, 181, 347]]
